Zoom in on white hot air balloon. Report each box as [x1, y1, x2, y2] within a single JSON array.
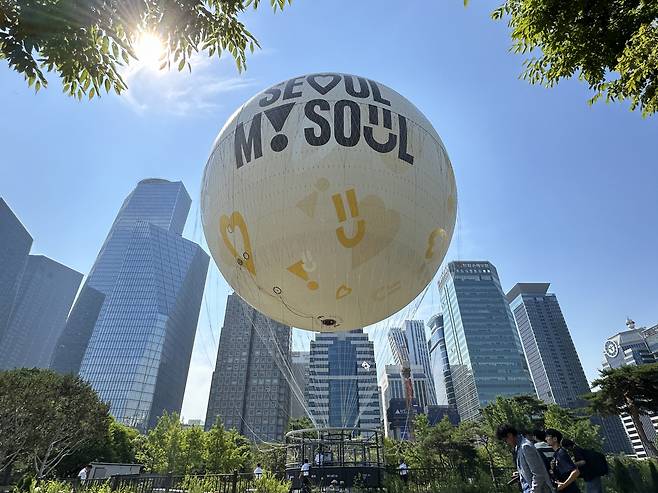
[[201, 73, 456, 332]]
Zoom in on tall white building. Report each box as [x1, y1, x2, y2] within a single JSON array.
[[388, 320, 437, 405], [603, 320, 658, 458], [307, 330, 381, 430]]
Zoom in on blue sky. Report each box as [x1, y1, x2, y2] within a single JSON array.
[[1, 1, 657, 420]]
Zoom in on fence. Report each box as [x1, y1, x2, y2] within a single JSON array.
[[69, 467, 518, 493]]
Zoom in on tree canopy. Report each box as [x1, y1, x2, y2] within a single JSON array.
[[0, 368, 110, 478], [490, 0, 658, 116], [586, 362, 658, 456], [0, 0, 291, 99]]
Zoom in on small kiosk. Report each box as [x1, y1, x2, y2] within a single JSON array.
[[285, 428, 384, 490]]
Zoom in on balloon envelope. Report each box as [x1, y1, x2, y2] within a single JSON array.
[[201, 73, 456, 331]]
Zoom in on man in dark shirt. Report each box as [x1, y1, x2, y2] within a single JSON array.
[[545, 429, 580, 493]]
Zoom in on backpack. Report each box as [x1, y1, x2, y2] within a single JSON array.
[[580, 448, 609, 478]]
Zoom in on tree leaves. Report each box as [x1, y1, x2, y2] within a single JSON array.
[[0, 1, 291, 100], [491, 0, 658, 116]]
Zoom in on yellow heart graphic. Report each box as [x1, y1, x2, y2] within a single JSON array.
[[336, 284, 352, 300], [220, 211, 256, 276]]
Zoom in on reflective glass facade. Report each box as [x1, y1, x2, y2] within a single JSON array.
[[52, 179, 208, 431], [308, 330, 381, 430], [205, 293, 291, 441], [428, 314, 456, 407], [506, 283, 590, 409], [0, 198, 32, 341], [0, 255, 81, 370], [438, 261, 535, 421]]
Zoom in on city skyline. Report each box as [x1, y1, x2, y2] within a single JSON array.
[[3, 190, 655, 423]]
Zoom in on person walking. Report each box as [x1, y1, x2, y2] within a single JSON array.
[[398, 459, 409, 483], [561, 439, 607, 493], [496, 424, 554, 493], [300, 458, 311, 493], [253, 463, 263, 479], [545, 429, 580, 493], [77, 464, 92, 484]]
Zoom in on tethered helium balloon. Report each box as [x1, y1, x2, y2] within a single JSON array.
[[201, 73, 457, 331]]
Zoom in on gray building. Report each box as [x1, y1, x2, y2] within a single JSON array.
[[51, 179, 209, 431], [388, 321, 437, 405], [0, 255, 82, 370], [290, 350, 310, 419], [428, 314, 456, 407], [603, 320, 658, 458], [506, 283, 590, 409], [308, 330, 381, 430], [438, 261, 536, 421], [205, 293, 291, 442], [0, 198, 33, 341]]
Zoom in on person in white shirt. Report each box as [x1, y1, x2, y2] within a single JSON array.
[[398, 459, 409, 482], [78, 464, 92, 482], [314, 451, 324, 466], [300, 459, 311, 492], [253, 464, 263, 479]]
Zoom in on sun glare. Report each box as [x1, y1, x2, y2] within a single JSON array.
[[134, 32, 165, 70]]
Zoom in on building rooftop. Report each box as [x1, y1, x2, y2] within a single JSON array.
[[505, 282, 551, 302]]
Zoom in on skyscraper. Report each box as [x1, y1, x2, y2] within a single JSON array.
[[388, 320, 437, 405], [0, 198, 32, 341], [438, 261, 536, 421], [0, 256, 82, 370], [427, 314, 456, 407], [603, 320, 658, 458], [380, 364, 433, 438], [506, 283, 590, 409], [307, 330, 381, 430], [290, 350, 310, 419], [51, 179, 209, 430], [205, 293, 291, 441]]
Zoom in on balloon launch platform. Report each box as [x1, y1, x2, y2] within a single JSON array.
[[285, 428, 385, 489]]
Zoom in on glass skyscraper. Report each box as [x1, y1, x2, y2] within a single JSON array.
[[388, 321, 437, 406], [0, 198, 33, 341], [51, 179, 209, 430], [290, 350, 310, 419], [0, 255, 82, 370], [205, 293, 291, 441], [308, 330, 381, 430], [438, 261, 535, 421], [428, 314, 456, 407], [506, 283, 591, 409]]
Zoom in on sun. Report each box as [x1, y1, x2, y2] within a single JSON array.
[[134, 32, 165, 70]]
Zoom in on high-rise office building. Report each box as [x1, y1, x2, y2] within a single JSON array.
[[506, 283, 590, 409], [51, 179, 209, 430], [603, 320, 658, 458], [0, 256, 82, 370], [205, 293, 291, 441], [438, 261, 536, 421], [507, 283, 633, 454], [388, 320, 437, 405], [0, 198, 33, 341], [428, 314, 456, 407], [290, 350, 310, 419], [307, 330, 381, 430]]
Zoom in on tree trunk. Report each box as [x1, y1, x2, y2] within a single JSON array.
[[627, 403, 658, 457]]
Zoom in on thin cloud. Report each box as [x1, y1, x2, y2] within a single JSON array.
[[119, 52, 257, 116]]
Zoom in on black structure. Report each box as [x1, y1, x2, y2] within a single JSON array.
[[285, 428, 384, 489]]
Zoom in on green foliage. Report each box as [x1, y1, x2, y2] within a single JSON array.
[[543, 404, 602, 451], [586, 362, 658, 456], [481, 394, 547, 435], [54, 418, 139, 477], [205, 420, 253, 473], [136, 411, 184, 474], [491, 0, 658, 116], [181, 426, 206, 475], [603, 457, 658, 493], [286, 416, 314, 432], [0, 0, 292, 99], [0, 368, 110, 478], [252, 471, 290, 493]]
